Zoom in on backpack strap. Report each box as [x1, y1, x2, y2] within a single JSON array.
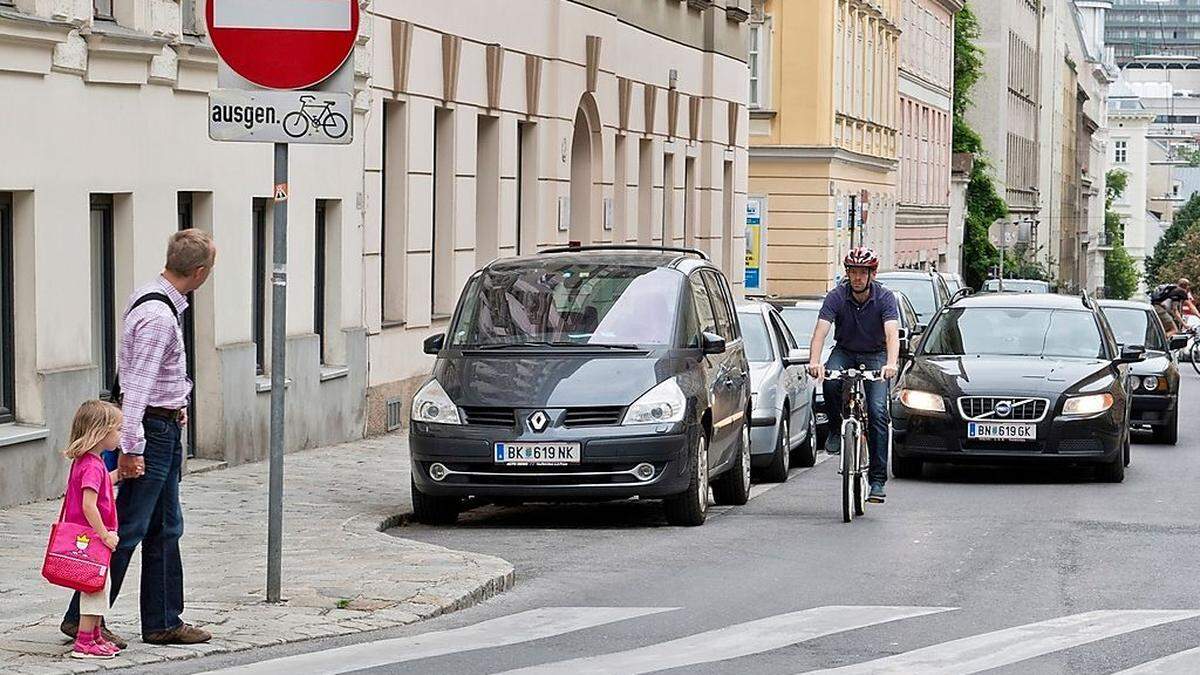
[[126, 292, 178, 321]]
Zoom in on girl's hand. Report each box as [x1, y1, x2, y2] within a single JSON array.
[[101, 531, 119, 551]]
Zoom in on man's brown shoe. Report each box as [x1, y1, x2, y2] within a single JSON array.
[[60, 620, 129, 650], [143, 623, 211, 645]]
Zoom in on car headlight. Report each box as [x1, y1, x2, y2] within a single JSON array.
[[898, 389, 945, 412], [411, 379, 462, 425], [1142, 376, 1162, 392], [623, 378, 687, 425], [1063, 393, 1114, 416]]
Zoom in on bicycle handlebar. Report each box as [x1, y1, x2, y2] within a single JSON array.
[[823, 368, 884, 382]]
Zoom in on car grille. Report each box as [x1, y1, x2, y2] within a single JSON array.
[[1056, 439, 1105, 454], [461, 407, 516, 427], [562, 407, 625, 427], [957, 397, 1049, 422], [435, 462, 663, 486]]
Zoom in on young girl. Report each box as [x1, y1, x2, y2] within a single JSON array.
[[60, 400, 123, 659]]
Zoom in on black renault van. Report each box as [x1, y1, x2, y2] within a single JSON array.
[[409, 246, 752, 526]]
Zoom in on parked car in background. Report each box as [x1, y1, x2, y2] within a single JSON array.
[[876, 270, 952, 325], [769, 290, 924, 449], [982, 278, 1052, 294], [891, 292, 1142, 482], [409, 246, 752, 527], [940, 272, 965, 293], [737, 302, 817, 482], [1099, 300, 1188, 444]]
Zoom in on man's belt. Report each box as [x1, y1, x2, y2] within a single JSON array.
[[144, 406, 183, 421]]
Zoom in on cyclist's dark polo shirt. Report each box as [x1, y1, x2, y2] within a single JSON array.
[[818, 281, 899, 353]]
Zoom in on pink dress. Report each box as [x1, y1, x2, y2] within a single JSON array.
[[63, 454, 117, 532]]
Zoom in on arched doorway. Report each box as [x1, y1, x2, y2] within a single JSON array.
[[569, 95, 602, 244]]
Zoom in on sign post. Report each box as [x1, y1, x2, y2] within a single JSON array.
[[988, 220, 1019, 293], [205, 0, 358, 604]]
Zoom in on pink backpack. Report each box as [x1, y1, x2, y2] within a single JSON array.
[[41, 500, 111, 594]]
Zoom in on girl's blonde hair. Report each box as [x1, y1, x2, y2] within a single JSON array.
[[63, 400, 122, 460]]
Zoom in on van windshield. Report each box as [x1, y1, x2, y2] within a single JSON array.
[[450, 262, 684, 348]]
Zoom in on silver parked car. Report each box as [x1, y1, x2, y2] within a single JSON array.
[[738, 302, 818, 482]]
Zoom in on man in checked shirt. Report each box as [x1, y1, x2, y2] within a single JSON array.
[[61, 229, 216, 648]]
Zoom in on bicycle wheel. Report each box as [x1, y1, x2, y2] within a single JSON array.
[[853, 431, 867, 516], [322, 112, 349, 139], [1191, 339, 1200, 375], [283, 111, 309, 138], [841, 423, 855, 523]]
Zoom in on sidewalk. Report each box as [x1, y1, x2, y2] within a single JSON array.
[[0, 433, 515, 674]]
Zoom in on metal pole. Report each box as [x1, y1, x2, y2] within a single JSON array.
[[267, 142, 288, 603], [999, 241, 1005, 293]]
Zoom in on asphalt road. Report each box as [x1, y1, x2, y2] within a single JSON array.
[[166, 368, 1200, 675]]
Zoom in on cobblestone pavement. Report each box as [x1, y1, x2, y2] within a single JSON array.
[[0, 434, 515, 673]]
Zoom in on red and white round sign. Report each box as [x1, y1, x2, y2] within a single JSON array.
[[206, 0, 360, 90]]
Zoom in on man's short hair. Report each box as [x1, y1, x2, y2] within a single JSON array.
[[1178, 278, 1192, 291], [166, 229, 215, 276]]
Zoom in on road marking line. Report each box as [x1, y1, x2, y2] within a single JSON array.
[[1114, 646, 1200, 674], [500, 605, 954, 675], [809, 610, 1200, 675], [200, 606, 676, 675], [212, 0, 351, 31]]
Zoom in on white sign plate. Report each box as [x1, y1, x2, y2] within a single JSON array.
[[209, 89, 353, 144]]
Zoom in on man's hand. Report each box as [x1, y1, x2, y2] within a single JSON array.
[[806, 363, 826, 380], [100, 531, 119, 551], [179, 409, 188, 427], [881, 363, 899, 380], [118, 452, 145, 480]]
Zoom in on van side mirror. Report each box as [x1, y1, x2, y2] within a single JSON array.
[[423, 333, 446, 355], [1117, 344, 1146, 364], [784, 348, 810, 367], [1170, 334, 1189, 351], [701, 332, 726, 355]]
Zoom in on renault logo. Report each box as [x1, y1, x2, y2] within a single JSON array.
[[527, 410, 550, 433], [994, 400, 1013, 418]]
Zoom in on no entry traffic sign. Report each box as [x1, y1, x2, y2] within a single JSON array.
[[206, 0, 360, 90]]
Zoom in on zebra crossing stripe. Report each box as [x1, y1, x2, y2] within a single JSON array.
[[200, 606, 676, 675], [501, 605, 954, 675], [1114, 646, 1200, 674], [810, 610, 1200, 675]]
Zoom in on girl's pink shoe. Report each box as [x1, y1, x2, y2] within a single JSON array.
[[91, 630, 121, 655], [70, 638, 115, 660]]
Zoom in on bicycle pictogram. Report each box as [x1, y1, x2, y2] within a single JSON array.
[[282, 95, 349, 140]]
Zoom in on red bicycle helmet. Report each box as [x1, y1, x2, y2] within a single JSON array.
[[844, 247, 879, 270]]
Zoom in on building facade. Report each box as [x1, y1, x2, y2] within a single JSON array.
[[895, 0, 961, 270], [0, 0, 372, 506], [748, 0, 901, 296], [1107, 0, 1200, 64], [362, 0, 751, 433], [1108, 86, 1158, 283]]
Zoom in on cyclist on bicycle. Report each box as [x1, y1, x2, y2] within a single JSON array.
[[806, 247, 900, 504], [1151, 279, 1197, 337]]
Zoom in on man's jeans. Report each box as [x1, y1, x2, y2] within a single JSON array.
[[65, 415, 185, 633], [823, 348, 890, 485]]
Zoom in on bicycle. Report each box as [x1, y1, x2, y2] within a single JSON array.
[[283, 95, 349, 140], [825, 368, 883, 523], [1179, 324, 1200, 375]]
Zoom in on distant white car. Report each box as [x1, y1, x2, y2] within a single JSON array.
[[939, 272, 965, 293], [982, 278, 1051, 293]]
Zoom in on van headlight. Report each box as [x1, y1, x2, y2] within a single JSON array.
[[411, 379, 463, 425], [623, 378, 687, 425], [898, 389, 945, 412], [1063, 393, 1114, 416]]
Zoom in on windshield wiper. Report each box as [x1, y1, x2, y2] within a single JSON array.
[[467, 341, 642, 350]]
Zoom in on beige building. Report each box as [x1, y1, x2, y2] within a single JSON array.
[[749, 0, 901, 296], [895, 0, 962, 271], [362, 1, 751, 433]]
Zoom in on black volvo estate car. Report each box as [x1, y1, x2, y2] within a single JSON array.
[[890, 293, 1144, 482], [1099, 299, 1189, 444], [409, 247, 752, 526]]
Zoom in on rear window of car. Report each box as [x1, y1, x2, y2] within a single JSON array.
[[738, 312, 774, 362], [920, 307, 1105, 359], [1104, 307, 1167, 352], [450, 262, 684, 347], [877, 277, 936, 320], [779, 307, 820, 346]]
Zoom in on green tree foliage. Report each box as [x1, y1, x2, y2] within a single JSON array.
[[1159, 227, 1200, 286], [1103, 170, 1138, 300], [1146, 193, 1200, 285], [953, 4, 1006, 289]]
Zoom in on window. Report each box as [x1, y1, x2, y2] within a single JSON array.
[[662, 152, 675, 243], [702, 272, 734, 339], [181, 0, 199, 35], [177, 193, 198, 457], [94, 0, 113, 20], [315, 200, 328, 363], [739, 312, 775, 363], [381, 101, 407, 324], [0, 194, 14, 424], [253, 199, 267, 374], [476, 114, 500, 268], [749, 23, 762, 108], [1115, 140, 1128, 164], [517, 121, 538, 256], [90, 195, 116, 398], [432, 107, 455, 316], [684, 157, 696, 247], [690, 274, 718, 341], [638, 139, 654, 244]]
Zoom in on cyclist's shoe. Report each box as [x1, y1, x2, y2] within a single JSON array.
[[867, 483, 886, 503]]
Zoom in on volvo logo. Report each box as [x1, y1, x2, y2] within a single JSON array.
[[527, 410, 550, 433], [994, 400, 1013, 418]]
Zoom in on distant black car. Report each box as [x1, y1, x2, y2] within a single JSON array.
[[1099, 300, 1189, 444], [876, 270, 952, 325], [891, 293, 1144, 482], [409, 247, 752, 527]]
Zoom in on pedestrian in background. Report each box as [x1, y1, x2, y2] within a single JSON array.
[[61, 229, 216, 648], [57, 400, 123, 659]]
